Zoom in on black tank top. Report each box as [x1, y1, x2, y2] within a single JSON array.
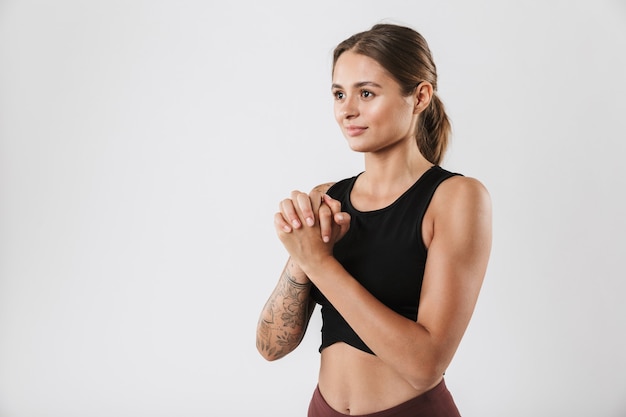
[[310, 165, 460, 354]]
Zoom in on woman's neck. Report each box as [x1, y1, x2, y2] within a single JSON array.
[[352, 147, 433, 210], [360, 147, 432, 195]]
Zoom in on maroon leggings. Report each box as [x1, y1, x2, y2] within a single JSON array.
[[308, 378, 461, 417]]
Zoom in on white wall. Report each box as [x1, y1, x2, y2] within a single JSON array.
[[1, 1, 625, 416]]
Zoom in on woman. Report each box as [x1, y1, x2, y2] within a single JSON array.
[[256, 23, 492, 416]]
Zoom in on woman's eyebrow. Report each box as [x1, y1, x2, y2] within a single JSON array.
[[331, 81, 383, 90]]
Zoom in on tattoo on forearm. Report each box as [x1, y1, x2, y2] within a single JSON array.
[[285, 273, 311, 289], [257, 268, 312, 360]]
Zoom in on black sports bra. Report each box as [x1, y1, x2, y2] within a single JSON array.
[[310, 165, 460, 354]]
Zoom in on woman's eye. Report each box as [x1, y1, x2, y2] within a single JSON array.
[[334, 91, 345, 100], [361, 90, 373, 98]]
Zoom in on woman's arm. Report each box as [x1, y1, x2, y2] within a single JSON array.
[[277, 176, 492, 389], [256, 258, 316, 361], [256, 182, 347, 361]]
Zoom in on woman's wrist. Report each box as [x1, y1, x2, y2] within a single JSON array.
[[285, 272, 312, 288], [300, 254, 337, 283], [285, 258, 311, 286]]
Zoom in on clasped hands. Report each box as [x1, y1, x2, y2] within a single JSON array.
[[274, 190, 351, 274]]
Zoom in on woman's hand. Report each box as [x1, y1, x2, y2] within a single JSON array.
[[273, 191, 350, 270], [274, 191, 350, 243]]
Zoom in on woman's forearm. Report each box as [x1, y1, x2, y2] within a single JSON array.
[[256, 259, 315, 361]]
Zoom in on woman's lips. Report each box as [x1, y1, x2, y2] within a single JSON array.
[[345, 125, 367, 136]]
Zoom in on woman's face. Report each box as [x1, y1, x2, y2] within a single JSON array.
[[331, 51, 418, 154]]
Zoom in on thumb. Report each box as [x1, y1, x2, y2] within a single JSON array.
[[334, 211, 350, 226], [334, 212, 351, 240]]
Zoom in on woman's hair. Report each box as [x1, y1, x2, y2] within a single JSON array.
[[333, 24, 451, 165]]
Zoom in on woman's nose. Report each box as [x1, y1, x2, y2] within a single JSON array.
[[339, 96, 358, 118]]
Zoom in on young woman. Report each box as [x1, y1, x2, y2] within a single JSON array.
[[256, 23, 492, 416]]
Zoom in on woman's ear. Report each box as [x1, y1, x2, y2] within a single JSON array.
[[413, 82, 433, 114]]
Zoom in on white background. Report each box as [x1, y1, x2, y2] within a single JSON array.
[[1, 1, 625, 416]]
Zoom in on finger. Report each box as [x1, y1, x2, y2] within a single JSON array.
[[308, 190, 324, 211], [318, 204, 332, 243], [280, 198, 301, 229], [335, 211, 351, 232], [329, 211, 351, 242], [322, 193, 351, 241], [293, 191, 315, 227], [274, 212, 292, 233], [322, 194, 342, 215], [334, 211, 351, 227]]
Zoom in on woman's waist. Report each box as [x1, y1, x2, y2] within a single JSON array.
[[318, 342, 437, 414]]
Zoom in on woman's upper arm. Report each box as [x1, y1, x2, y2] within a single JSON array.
[[417, 176, 493, 368], [311, 182, 336, 195]]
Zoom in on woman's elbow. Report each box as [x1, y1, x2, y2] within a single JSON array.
[[403, 358, 449, 391], [256, 335, 294, 362], [256, 336, 281, 361]]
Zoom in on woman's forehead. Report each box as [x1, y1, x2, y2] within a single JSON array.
[[332, 51, 391, 86]]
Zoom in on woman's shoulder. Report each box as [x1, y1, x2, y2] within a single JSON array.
[[310, 174, 360, 195], [311, 182, 337, 194], [442, 172, 489, 192], [421, 172, 491, 250], [435, 173, 491, 214]]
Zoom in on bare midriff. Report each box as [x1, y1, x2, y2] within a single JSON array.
[[318, 342, 442, 415]]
